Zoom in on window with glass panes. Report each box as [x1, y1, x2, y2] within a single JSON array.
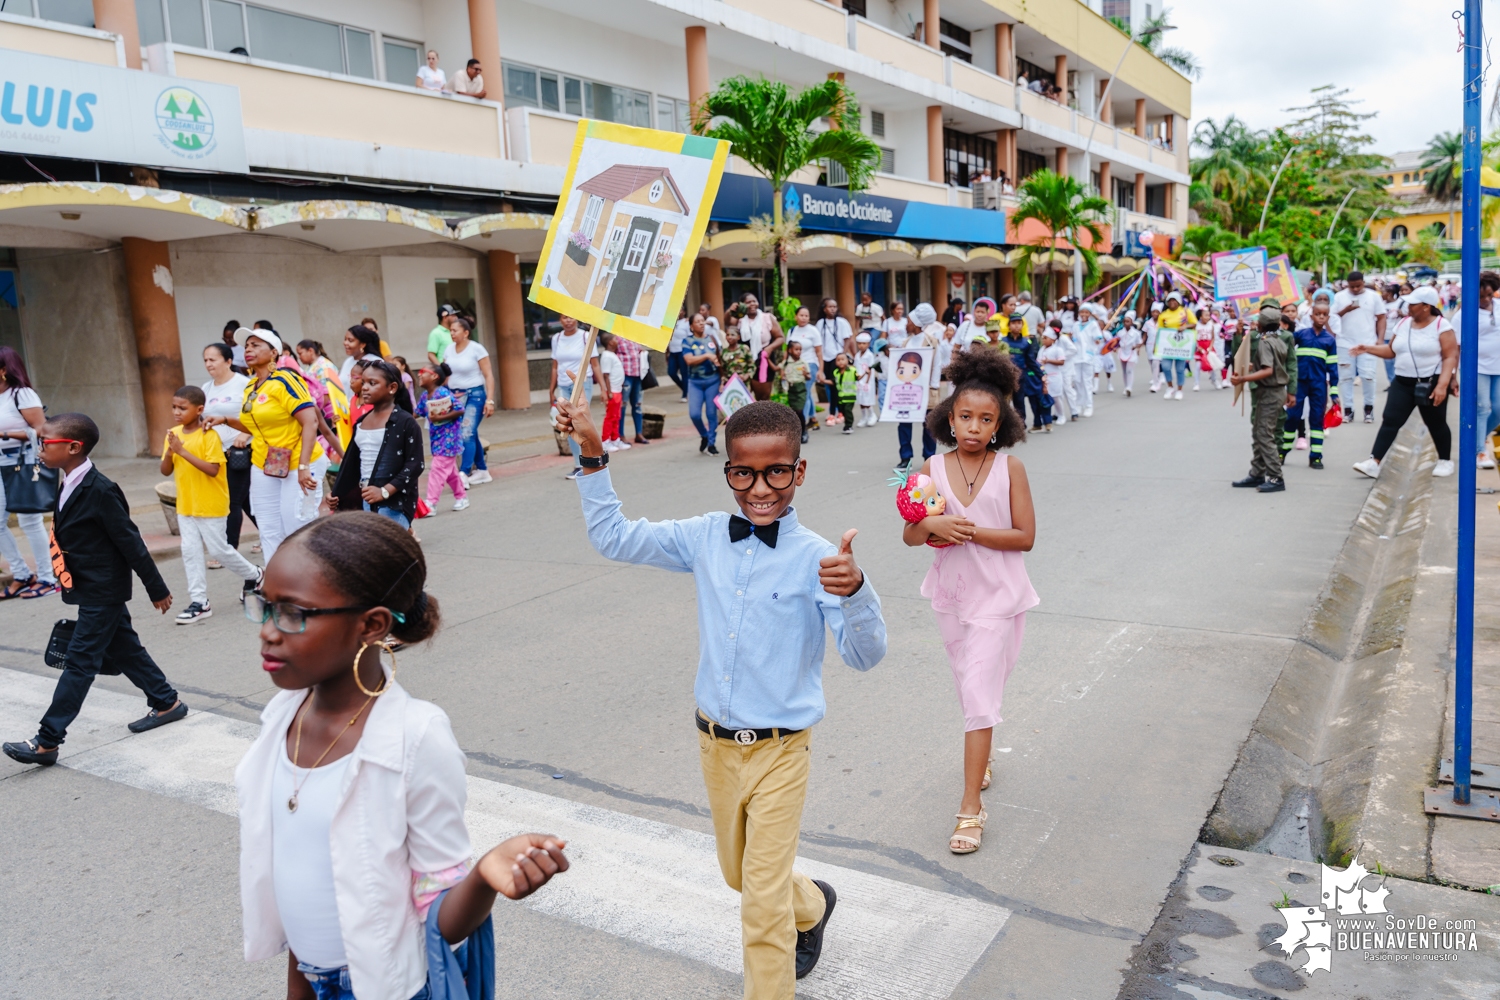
[[943, 129, 995, 189], [504, 62, 650, 126], [1016, 148, 1047, 183], [132, 0, 383, 79]]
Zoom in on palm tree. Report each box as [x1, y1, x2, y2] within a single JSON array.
[[1008, 169, 1111, 304], [1108, 7, 1200, 80], [1179, 223, 1238, 262], [697, 76, 881, 302], [1420, 131, 1462, 239], [1190, 116, 1263, 228]]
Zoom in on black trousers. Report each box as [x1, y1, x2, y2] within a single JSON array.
[[38, 604, 177, 747], [226, 463, 255, 549], [1014, 391, 1050, 429], [1372, 375, 1452, 462]]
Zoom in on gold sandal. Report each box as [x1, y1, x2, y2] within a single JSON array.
[[981, 765, 991, 791], [950, 810, 987, 854]]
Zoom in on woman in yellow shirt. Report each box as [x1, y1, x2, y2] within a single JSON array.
[[206, 329, 326, 561]]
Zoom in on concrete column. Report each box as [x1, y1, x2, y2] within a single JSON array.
[[1098, 78, 1110, 120], [466, 0, 502, 150], [928, 265, 948, 308], [93, 0, 141, 69], [697, 257, 723, 325], [1135, 98, 1147, 136], [1054, 54, 1067, 92], [120, 238, 184, 453], [995, 23, 1013, 79], [1135, 172, 1146, 214], [834, 262, 856, 333], [927, 106, 944, 184], [1164, 182, 1175, 221], [924, 0, 940, 48], [1055, 146, 1068, 177], [1000, 267, 1016, 296], [1098, 160, 1111, 198], [685, 26, 710, 129], [488, 250, 529, 410], [1165, 113, 1174, 149], [999, 128, 1016, 183]]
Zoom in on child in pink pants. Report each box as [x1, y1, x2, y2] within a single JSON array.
[[417, 363, 468, 513]]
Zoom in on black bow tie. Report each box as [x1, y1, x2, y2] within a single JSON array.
[[729, 515, 779, 549]]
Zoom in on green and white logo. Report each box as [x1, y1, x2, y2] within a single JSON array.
[[155, 86, 214, 154]]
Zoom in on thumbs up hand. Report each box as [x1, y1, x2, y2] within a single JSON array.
[[819, 528, 865, 597]]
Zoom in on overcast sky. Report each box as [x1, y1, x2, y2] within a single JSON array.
[[1171, 0, 1475, 157]]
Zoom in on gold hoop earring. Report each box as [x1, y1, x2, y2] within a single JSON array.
[[352, 641, 395, 697]]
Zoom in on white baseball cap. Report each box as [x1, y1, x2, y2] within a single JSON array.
[[1165, 291, 1183, 303], [1407, 285, 1441, 307], [855, 331, 871, 343]]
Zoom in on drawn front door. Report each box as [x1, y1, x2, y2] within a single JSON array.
[[604, 217, 659, 316]]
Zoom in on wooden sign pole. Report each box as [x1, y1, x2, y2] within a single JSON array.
[[567, 324, 603, 408]]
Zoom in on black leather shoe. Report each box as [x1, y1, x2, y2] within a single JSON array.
[[4, 738, 57, 766], [795, 880, 837, 979], [1310, 457, 1324, 469], [1258, 478, 1286, 493], [128, 702, 187, 734], [1231, 474, 1266, 488]]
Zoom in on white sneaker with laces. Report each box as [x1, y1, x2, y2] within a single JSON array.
[[1433, 459, 1455, 478], [453, 498, 470, 511], [616, 441, 631, 449], [470, 470, 492, 484], [1479, 454, 1496, 470], [1352, 457, 1382, 479], [602, 440, 620, 452]]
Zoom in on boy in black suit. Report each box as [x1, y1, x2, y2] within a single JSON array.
[[3, 414, 187, 767]]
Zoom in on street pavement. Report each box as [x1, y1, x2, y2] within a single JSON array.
[[0, 379, 1404, 998]]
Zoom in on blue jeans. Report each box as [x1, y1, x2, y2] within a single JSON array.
[[297, 963, 430, 1000], [1384, 356, 1396, 384], [897, 421, 935, 465], [687, 375, 721, 442], [363, 500, 410, 530], [1477, 372, 1500, 445], [458, 385, 488, 474], [619, 374, 644, 438], [557, 381, 593, 466], [667, 351, 687, 396], [1160, 357, 1188, 385]]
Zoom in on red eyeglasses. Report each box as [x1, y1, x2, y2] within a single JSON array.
[[41, 438, 82, 446]]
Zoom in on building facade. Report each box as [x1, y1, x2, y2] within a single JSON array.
[[1368, 149, 1459, 250], [0, 0, 1190, 455]]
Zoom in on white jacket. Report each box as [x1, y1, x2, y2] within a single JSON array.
[[236, 680, 471, 1000]]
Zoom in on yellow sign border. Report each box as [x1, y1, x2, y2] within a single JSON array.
[[530, 119, 730, 352]]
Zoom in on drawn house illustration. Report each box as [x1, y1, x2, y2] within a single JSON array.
[[556, 164, 689, 319]]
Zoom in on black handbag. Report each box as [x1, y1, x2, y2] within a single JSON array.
[[641, 367, 660, 390], [0, 435, 58, 514], [225, 443, 252, 471], [44, 618, 75, 668]]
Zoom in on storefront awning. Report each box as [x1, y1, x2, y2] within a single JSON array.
[[0, 182, 248, 247], [251, 200, 451, 251], [451, 212, 554, 255]]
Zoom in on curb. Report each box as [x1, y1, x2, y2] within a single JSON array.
[[1200, 422, 1446, 867]]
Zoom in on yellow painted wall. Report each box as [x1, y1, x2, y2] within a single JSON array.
[[0, 22, 118, 65], [1370, 210, 1453, 243]]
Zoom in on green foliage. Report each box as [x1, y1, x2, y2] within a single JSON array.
[[1108, 7, 1200, 80], [1180, 223, 1239, 260], [1404, 227, 1443, 268], [1420, 131, 1462, 204], [774, 296, 802, 328], [1008, 169, 1111, 304]]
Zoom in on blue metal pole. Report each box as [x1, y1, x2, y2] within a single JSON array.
[[1455, 0, 1481, 806]]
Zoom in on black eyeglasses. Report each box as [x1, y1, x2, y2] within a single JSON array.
[[244, 593, 372, 634], [724, 463, 798, 492]]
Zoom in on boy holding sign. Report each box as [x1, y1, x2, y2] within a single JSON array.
[[557, 398, 887, 999]]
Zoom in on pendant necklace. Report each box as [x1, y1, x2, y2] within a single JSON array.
[[954, 450, 990, 501], [287, 691, 375, 813]]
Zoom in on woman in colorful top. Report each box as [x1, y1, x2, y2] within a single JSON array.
[[681, 312, 723, 455], [237, 513, 568, 1000], [206, 328, 326, 563], [416, 363, 466, 514]]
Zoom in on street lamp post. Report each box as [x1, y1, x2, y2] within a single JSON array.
[[1256, 146, 1298, 234], [1074, 23, 1164, 300]]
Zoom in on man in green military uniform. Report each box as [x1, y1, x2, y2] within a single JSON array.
[[1230, 299, 1298, 493]]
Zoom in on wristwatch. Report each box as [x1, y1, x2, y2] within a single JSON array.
[[381, 484, 393, 499], [578, 453, 608, 469]]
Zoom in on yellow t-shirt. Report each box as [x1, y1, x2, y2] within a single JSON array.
[[1157, 306, 1196, 331], [241, 372, 324, 469], [164, 426, 229, 518]]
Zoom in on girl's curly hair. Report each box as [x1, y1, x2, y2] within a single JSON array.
[[926, 348, 1027, 451]]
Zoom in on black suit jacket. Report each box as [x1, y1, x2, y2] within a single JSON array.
[[53, 465, 169, 607]]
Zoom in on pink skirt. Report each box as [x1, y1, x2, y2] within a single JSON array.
[[934, 611, 1026, 732]]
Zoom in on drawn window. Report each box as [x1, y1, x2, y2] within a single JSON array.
[[580, 196, 604, 241], [623, 230, 652, 271], [605, 227, 627, 261], [652, 235, 672, 265], [648, 180, 664, 203]]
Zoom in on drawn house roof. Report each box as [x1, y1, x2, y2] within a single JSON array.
[[577, 165, 690, 215]]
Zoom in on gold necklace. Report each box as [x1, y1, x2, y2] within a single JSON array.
[[287, 691, 375, 813]]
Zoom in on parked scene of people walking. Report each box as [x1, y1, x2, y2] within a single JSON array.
[[0, 1, 1497, 998]]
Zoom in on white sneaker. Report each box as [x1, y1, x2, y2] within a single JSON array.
[[1174, 389, 1185, 400], [1083, 408, 1093, 418], [1479, 454, 1496, 470], [469, 470, 492, 485], [1352, 457, 1382, 479], [453, 497, 470, 511], [459, 472, 470, 489], [1433, 459, 1455, 478], [616, 441, 631, 449], [602, 440, 620, 452], [1107, 383, 1115, 392], [1193, 384, 1201, 392]]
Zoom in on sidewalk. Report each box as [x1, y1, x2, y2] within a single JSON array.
[[2, 385, 692, 573]]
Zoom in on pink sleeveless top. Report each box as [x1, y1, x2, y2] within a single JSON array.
[[921, 452, 1039, 622]]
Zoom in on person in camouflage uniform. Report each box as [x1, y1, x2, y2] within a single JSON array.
[[1229, 300, 1298, 493]]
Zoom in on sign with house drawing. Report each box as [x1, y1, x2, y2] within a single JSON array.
[[532, 119, 729, 351]]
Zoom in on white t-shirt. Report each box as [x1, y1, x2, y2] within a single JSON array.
[[552, 329, 594, 388], [882, 315, 909, 343], [1116, 326, 1143, 356], [202, 373, 250, 448], [855, 301, 884, 331], [1390, 316, 1451, 378], [1479, 301, 1500, 376], [355, 425, 385, 482], [416, 65, 446, 92], [1076, 320, 1102, 361], [0, 385, 42, 436], [818, 316, 853, 359], [271, 750, 353, 968], [668, 318, 690, 353], [446, 340, 489, 391], [789, 323, 822, 361], [1039, 343, 1068, 376], [597, 349, 625, 394], [1332, 288, 1384, 349]]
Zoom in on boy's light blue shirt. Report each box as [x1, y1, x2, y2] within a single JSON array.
[[576, 469, 886, 730]]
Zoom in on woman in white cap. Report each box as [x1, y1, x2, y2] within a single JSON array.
[[1349, 284, 1457, 479], [206, 328, 328, 561]]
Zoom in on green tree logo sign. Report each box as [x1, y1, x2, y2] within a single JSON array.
[[155, 87, 214, 155]]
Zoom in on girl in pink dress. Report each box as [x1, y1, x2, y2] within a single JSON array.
[[902, 349, 1037, 854]]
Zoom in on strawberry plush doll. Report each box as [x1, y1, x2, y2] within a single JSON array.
[[895, 473, 951, 547]]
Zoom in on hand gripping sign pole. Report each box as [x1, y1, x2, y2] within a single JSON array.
[[1426, 0, 1498, 822]]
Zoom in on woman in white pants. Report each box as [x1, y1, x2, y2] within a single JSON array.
[[0, 349, 58, 598], [1115, 313, 1143, 397], [206, 329, 327, 563]]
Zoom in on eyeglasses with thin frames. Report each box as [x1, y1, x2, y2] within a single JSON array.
[[244, 592, 372, 634], [723, 463, 798, 492]]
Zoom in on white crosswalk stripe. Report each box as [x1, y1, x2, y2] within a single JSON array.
[[0, 667, 1008, 999]]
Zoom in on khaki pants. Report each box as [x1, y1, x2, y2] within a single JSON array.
[[1250, 386, 1285, 479], [699, 723, 827, 1000]]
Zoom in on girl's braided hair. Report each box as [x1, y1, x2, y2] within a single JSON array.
[[926, 348, 1026, 451]]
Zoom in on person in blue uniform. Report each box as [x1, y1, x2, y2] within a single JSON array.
[[1282, 297, 1340, 469]]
